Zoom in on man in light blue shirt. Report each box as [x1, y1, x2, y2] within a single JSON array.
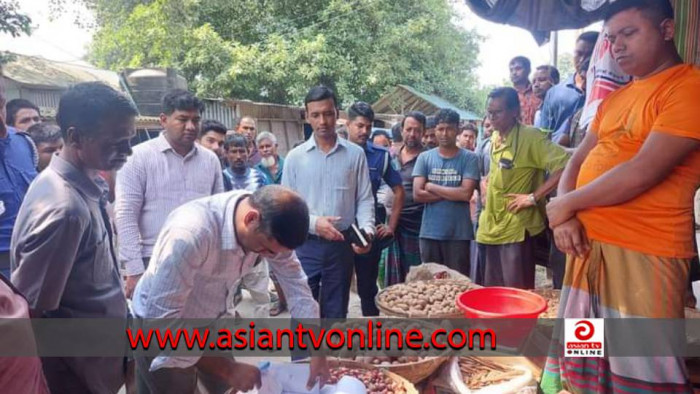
[[282, 86, 374, 318], [0, 77, 37, 278], [536, 31, 598, 142]]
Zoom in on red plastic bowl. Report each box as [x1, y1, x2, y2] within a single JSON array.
[[456, 287, 547, 319]]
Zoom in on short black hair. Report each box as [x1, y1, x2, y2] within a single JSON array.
[[604, 0, 674, 23], [224, 134, 248, 151], [27, 123, 62, 145], [536, 65, 561, 85], [434, 108, 460, 128], [347, 101, 375, 123], [401, 111, 426, 130], [462, 123, 478, 133], [200, 119, 227, 138], [371, 129, 391, 142], [488, 87, 521, 112], [390, 122, 403, 142], [249, 185, 310, 249], [510, 56, 532, 72], [426, 115, 438, 129], [6, 98, 40, 126], [577, 31, 600, 46], [161, 89, 204, 115], [577, 57, 592, 75], [304, 85, 337, 109], [56, 82, 138, 139]]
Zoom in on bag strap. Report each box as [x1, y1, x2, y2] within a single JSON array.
[[382, 150, 390, 178], [15, 132, 38, 169]]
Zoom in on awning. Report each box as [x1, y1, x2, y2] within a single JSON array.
[[373, 85, 482, 121], [464, 0, 699, 63], [464, 0, 613, 45]]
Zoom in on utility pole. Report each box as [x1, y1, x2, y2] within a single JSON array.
[[551, 31, 559, 67]]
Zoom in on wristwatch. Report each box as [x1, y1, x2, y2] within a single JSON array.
[[527, 193, 537, 205]]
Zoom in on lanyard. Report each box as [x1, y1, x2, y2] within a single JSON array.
[[492, 124, 521, 164]]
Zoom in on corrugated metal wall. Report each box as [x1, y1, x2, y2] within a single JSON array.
[[255, 119, 305, 156], [23, 89, 63, 108], [202, 100, 237, 129]]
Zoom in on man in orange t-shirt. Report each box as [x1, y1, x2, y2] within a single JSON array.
[[541, 0, 700, 393]]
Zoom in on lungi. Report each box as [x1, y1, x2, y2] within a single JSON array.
[[540, 240, 692, 393]]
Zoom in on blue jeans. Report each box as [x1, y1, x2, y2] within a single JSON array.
[[295, 237, 354, 318]]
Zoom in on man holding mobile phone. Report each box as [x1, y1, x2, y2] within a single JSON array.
[[282, 86, 375, 318]]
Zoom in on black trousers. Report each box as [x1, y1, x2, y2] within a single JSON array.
[[354, 244, 382, 316], [353, 206, 388, 317], [296, 237, 355, 318], [419, 238, 471, 275], [483, 233, 537, 289]]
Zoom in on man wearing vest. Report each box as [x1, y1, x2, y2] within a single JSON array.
[[346, 102, 404, 316], [0, 75, 37, 278]]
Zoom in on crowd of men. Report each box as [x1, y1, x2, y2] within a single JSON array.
[[0, 0, 699, 393]]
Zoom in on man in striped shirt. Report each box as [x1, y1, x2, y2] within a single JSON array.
[[132, 186, 328, 393], [115, 89, 224, 297]]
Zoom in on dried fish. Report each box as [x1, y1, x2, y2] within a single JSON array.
[[459, 357, 525, 390]]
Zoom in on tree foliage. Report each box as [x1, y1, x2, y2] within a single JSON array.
[[0, 0, 31, 37], [557, 52, 576, 81], [70, 0, 483, 110], [1, 0, 32, 68]]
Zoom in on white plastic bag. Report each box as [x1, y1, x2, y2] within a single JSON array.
[[236, 362, 366, 394], [448, 357, 533, 394]]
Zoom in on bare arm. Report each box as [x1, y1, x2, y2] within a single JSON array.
[[413, 176, 442, 203], [565, 132, 699, 211], [557, 131, 598, 196], [387, 185, 405, 232], [196, 357, 261, 392], [548, 132, 699, 228], [533, 169, 564, 201], [480, 176, 489, 206], [426, 178, 477, 202], [558, 133, 571, 148]]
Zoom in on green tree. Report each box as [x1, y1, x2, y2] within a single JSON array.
[[557, 53, 576, 81], [70, 0, 483, 111], [0, 0, 32, 67], [0, 0, 31, 37]]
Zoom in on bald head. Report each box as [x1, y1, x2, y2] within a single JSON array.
[[249, 185, 309, 249]]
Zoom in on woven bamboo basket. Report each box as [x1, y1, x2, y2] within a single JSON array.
[[375, 279, 475, 318], [531, 289, 561, 318], [377, 356, 448, 384], [686, 307, 700, 319], [327, 358, 418, 393]]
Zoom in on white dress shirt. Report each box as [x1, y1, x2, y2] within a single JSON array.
[[132, 191, 320, 371], [115, 132, 224, 276]]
